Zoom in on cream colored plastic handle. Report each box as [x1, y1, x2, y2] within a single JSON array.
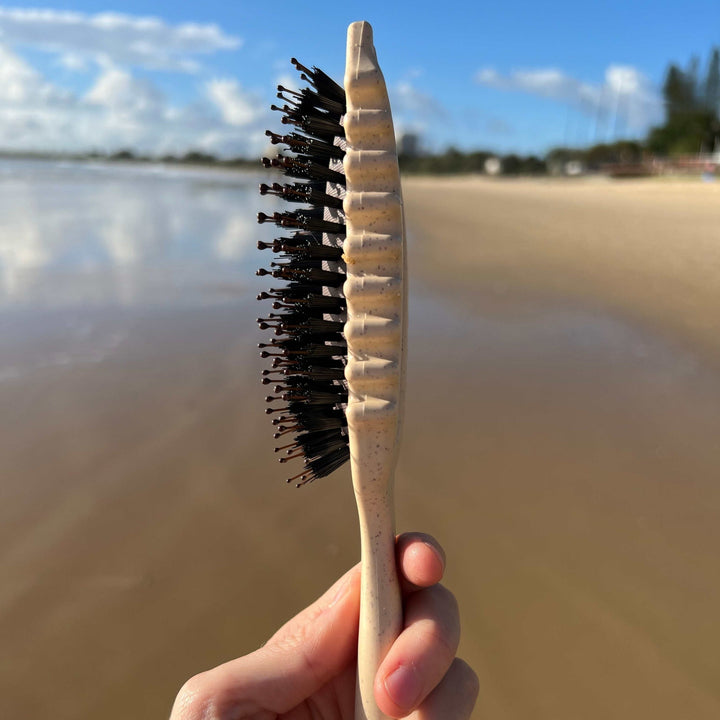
[[343, 21, 407, 720]]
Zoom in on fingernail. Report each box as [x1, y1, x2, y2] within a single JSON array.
[[384, 664, 422, 711], [424, 541, 446, 569]]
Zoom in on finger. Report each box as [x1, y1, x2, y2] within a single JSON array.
[[171, 566, 361, 719], [375, 584, 461, 718], [409, 658, 479, 720], [396, 532, 446, 592], [252, 565, 362, 709]]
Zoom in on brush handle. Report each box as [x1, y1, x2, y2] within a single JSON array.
[[352, 447, 401, 720], [344, 21, 407, 720]]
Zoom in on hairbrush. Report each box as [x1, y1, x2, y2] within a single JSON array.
[[257, 21, 406, 720]]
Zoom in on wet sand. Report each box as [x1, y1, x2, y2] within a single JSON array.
[[2, 176, 720, 719]]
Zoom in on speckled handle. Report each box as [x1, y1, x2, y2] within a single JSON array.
[[343, 21, 407, 720]]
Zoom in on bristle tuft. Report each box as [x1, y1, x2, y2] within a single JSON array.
[[257, 58, 349, 486]]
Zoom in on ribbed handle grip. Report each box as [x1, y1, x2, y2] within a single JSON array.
[[343, 21, 407, 720]]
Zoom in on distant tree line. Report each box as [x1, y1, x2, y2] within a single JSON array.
[[397, 139, 647, 176], [0, 148, 259, 169], [398, 148, 547, 175], [399, 46, 720, 175], [106, 149, 258, 169], [646, 47, 720, 155]]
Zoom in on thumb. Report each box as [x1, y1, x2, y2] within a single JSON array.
[[200, 566, 361, 716]]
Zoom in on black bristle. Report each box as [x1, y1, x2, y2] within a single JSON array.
[[257, 58, 349, 486]]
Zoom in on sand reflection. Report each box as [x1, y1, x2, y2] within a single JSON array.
[[0, 159, 266, 305]]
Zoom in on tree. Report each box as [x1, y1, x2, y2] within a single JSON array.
[[705, 48, 720, 113], [663, 64, 695, 118], [646, 110, 718, 154], [649, 48, 720, 155]]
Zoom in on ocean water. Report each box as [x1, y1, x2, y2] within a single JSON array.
[[0, 158, 270, 306], [0, 158, 274, 381]]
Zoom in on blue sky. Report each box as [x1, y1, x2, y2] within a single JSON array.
[[0, 1, 717, 157]]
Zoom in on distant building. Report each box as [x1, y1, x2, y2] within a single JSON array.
[[484, 157, 502, 176], [565, 160, 584, 176], [398, 133, 420, 157]]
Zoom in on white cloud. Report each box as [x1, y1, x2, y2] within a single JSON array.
[[475, 68, 501, 85], [389, 80, 448, 143], [393, 81, 446, 118], [57, 52, 89, 72], [206, 78, 260, 126], [274, 72, 300, 94], [0, 6, 267, 158], [0, 44, 69, 106], [85, 67, 165, 119], [0, 40, 268, 157], [0, 8, 240, 71], [475, 64, 663, 131]]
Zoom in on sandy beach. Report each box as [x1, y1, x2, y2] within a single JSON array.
[[2, 174, 720, 719]]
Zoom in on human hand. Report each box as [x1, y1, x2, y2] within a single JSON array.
[[170, 532, 478, 719]]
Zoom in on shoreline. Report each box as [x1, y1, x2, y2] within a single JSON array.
[[403, 175, 720, 366], [2, 154, 717, 183]]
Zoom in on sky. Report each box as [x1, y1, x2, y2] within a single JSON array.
[[0, 1, 717, 158]]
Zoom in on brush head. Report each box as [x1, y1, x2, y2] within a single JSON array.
[[257, 60, 350, 487]]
